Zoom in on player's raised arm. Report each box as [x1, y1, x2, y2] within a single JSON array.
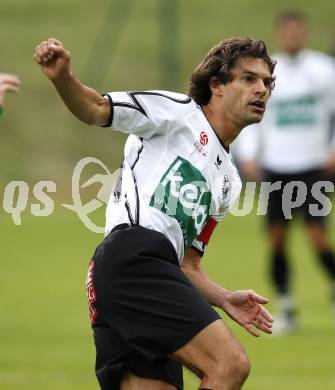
[[34, 38, 110, 126]]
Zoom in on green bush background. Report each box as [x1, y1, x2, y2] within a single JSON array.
[[1, 0, 335, 184]]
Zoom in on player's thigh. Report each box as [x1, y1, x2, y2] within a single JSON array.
[[170, 319, 248, 378], [120, 371, 177, 390]]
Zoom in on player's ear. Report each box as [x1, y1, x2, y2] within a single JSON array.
[[209, 76, 223, 97]]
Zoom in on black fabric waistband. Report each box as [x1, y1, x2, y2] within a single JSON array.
[[107, 224, 179, 266], [110, 223, 131, 233]]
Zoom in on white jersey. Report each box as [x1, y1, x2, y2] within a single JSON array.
[[235, 49, 335, 173], [103, 91, 242, 262]]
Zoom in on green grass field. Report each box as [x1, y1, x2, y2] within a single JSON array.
[[1, 207, 335, 390]]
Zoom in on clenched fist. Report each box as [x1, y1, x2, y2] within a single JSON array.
[[34, 38, 71, 81]]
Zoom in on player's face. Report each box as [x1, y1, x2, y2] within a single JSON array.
[[276, 20, 308, 55], [217, 57, 274, 127]]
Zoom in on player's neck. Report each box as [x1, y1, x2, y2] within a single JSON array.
[[201, 104, 241, 147]]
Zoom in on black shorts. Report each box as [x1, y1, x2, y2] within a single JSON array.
[[87, 224, 220, 390], [263, 169, 329, 225]]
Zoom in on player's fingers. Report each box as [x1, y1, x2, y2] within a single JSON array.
[[252, 319, 272, 334], [249, 291, 269, 304], [256, 296, 269, 304], [40, 42, 52, 63], [47, 38, 60, 58], [244, 323, 260, 337], [47, 37, 63, 48], [258, 306, 273, 323], [0, 83, 20, 93], [10, 76, 20, 85], [34, 45, 42, 62], [39, 51, 52, 64], [257, 313, 273, 328], [35, 41, 55, 63], [0, 75, 20, 86], [39, 41, 48, 55], [33, 52, 42, 64], [0, 72, 19, 78], [1, 84, 20, 94], [47, 43, 69, 59], [7, 76, 20, 85], [36, 46, 46, 62]]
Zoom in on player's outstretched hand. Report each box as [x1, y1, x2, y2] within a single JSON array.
[[0, 73, 20, 106], [222, 289, 273, 337], [34, 38, 71, 81]]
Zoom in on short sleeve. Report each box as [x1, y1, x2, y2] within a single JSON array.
[[103, 90, 193, 139]]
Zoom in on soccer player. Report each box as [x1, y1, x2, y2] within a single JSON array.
[[0, 73, 20, 116], [235, 11, 335, 334], [34, 36, 275, 390]]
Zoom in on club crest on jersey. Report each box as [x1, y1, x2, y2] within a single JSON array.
[[149, 156, 213, 248], [220, 175, 231, 201]]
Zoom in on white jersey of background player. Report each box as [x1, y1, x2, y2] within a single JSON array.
[[234, 11, 335, 336]]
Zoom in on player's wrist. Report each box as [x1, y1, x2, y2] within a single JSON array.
[[51, 68, 72, 84], [219, 289, 233, 310]]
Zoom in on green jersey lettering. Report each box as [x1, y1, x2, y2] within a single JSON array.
[[150, 156, 212, 248], [275, 94, 319, 127]]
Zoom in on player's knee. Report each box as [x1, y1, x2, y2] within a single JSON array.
[[205, 348, 250, 389], [234, 349, 250, 383], [225, 349, 250, 384]]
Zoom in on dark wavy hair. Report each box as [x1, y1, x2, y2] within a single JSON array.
[[188, 37, 276, 105]]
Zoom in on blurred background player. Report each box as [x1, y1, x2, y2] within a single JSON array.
[[235, 10, 335, 334], [0, 73, 20, 115]]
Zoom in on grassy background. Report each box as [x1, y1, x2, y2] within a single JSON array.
[[1, 0, 335, 389], [1, 209, 335, 389]]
